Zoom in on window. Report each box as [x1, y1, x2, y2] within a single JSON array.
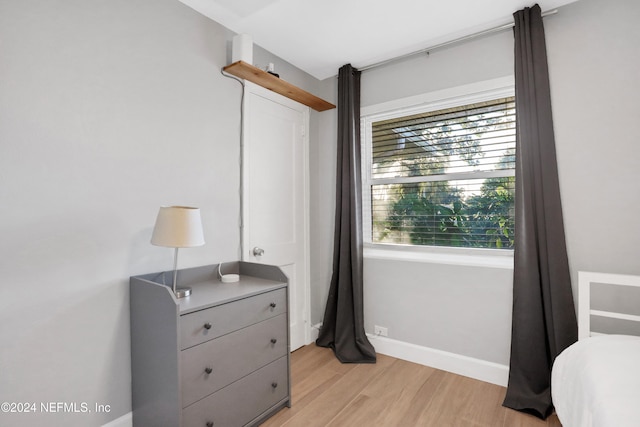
[[362, 89, 516, 250]]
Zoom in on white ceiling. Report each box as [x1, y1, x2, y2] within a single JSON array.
[[179, 0, 580, 80]]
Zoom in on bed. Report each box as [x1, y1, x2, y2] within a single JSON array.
[[551, 272, 640, 427]]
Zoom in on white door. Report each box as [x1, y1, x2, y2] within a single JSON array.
[[242, 82, 310, 351]]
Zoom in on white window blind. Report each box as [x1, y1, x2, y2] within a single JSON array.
[[365, 96, 516, 249]]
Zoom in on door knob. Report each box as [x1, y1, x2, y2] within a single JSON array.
[[253, 247, 265, 256]]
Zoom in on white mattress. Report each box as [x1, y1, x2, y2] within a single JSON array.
[[551, 334, 640, 427]]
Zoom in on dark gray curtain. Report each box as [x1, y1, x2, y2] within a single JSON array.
[[503, 4, 578, 419], [316, 64, 376, 364]]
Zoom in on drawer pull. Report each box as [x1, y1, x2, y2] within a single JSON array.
[[270, 302, 277, 308], [270, 338, 277, 344], [206, 422, 214, 427], [203, 322, 212, 330], [271, 382, 278, 389], [204, 367, 213, 375]]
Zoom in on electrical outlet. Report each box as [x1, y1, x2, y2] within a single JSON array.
[[374, 325, 388, 337]]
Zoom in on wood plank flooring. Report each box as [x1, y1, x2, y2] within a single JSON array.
[[261, 344, 562, 427]]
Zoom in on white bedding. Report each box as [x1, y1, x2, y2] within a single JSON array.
[[551, 334, 640, 427]]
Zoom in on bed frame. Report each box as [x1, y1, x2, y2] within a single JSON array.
[[553, 272, 640, 427], [578, 271, 640, 340]]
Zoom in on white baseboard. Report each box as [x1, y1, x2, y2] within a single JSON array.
[[309, 322, 322, 343], [308, 324, 508, 387], [367, 334, 509, 387], [102, 412, 132, 427]]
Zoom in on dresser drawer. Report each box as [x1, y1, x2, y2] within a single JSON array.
[[180, 288, 286, 350], [181, 314, 288, 408], [182, 356, 288, 427]]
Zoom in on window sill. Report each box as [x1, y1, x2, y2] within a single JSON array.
[[363, 243, 514, 270]]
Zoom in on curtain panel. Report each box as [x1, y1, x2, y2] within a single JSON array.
[[503, 4, 578, 419], [316, 64, 376, 364]]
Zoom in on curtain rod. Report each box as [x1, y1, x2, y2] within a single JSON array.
[[359, 9, 558, 73]]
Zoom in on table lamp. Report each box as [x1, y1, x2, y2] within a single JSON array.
[[151, 206, 205, 298]]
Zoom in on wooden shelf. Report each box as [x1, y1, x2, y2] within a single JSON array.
[[223, 61, 336, 112]]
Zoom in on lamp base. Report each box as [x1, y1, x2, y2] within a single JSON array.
[[174, 287, 192, 298]]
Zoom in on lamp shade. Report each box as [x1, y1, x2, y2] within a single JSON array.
[[151, 206, 205, 248]]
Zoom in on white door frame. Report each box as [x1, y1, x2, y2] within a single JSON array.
[[241, 81, 312, 347]]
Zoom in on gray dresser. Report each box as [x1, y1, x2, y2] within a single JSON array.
[[130, 262, 291, 427]]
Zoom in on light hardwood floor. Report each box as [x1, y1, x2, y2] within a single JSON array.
[[262, 344, 562, 427]]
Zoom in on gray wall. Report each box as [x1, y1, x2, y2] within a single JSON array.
[[0, 1, 320, 426], [309, 80, 338, 326], [545, 0, 640, 278], [311, 0, 640, 366]]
